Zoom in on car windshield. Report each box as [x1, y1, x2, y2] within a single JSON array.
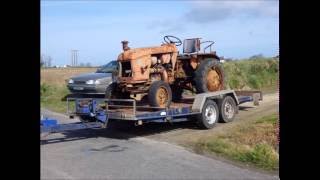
[[96, 61, 117, 73]]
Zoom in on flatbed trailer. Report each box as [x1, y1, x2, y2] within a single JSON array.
[[41, 90, 262, 134]]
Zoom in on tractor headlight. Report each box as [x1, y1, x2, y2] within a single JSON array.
[[86, 80, 95, 84], [68, 79, 74, 84]]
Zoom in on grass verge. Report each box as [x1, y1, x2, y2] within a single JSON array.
[[41, 83, 72, 113], [193, 114, 279, 171], [223, 58, 279, 91]]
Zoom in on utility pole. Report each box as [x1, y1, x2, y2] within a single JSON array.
[[47, 56, 52, 67], [71, 50, 79, 67], [40, 54, 44, 67]]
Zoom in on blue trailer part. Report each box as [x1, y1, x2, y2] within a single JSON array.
[[41, 118, 57, 127], [41, 90, 262, 134], [67, 90, 262, 123], [41, 121, 104, 133], [237, 96, 253, 104]]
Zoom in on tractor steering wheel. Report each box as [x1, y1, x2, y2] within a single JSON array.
[[164, 35, 182, 46]]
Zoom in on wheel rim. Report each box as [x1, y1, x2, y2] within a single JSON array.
[[156, 87, 168, 107], [206, 68, 222, 91], [205, 105, 217, 124], [224, 101, 234, 119]]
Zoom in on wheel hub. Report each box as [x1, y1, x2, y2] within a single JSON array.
[[206, 68, 222, 91], [156, 87, 168, 107], [205, 105, 217, 124], [224, 102, 234, 119]]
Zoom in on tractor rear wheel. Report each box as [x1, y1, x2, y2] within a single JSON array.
[[194, 59, 225, 93], [148, 81, 172, 108]]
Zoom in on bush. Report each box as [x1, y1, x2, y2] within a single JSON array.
[[248, 75, 261, 89], [223, 57, 278, 90]]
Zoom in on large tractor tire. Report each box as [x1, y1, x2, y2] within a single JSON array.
[[148, 81, 172, 108], [194, 59, 225, 93]]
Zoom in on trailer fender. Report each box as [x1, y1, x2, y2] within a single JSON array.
[[191, 90, 239, 113]]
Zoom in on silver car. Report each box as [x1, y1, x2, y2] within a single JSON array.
[[67, 61, 117, 95]]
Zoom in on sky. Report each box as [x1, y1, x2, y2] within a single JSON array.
[[41, 0, 279, 66]]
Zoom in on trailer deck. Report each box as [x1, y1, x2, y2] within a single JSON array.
[[41, 90, 263, 134]]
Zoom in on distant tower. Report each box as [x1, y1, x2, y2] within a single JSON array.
[[71, 50, 79, 67], [47, 56, 52, 67]]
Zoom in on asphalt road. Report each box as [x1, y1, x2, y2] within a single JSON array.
[[41, 95, 279, 180]]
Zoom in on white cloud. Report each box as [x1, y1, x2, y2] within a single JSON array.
[[186, 0, 279, 23], [149, 0, 278, 33]]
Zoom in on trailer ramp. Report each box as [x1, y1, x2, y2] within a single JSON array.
[[41, 118, 105, 134]]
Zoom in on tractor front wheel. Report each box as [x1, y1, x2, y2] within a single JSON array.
[[148, 81, 172, 108]]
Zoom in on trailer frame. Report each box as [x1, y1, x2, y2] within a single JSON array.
[[41, 90, 262, 134]]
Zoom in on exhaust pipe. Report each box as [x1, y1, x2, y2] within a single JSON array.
[[121, 40, 130, 51], [160, 67, 168, 83]]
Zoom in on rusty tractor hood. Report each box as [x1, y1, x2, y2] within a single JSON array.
[[117, 43, 178, 61]]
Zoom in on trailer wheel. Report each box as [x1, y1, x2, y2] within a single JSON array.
[[196, 100, 219, 129], [148, 81, 172, 108], [194, 59, 225, 93], [219, 96, 237, 123]]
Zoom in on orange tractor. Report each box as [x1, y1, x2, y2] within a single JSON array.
[[106, 35, 225, 107]]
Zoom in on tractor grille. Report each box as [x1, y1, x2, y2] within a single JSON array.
[[121, 61, 132, 77]]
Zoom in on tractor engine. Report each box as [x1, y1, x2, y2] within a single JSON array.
[[116, 40, 178, 96]]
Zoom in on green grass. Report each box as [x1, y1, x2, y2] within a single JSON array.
[[194, 114, 279, 171], [41, 83, 72, 113], [223, 57, 278, 91], [255, 114, 278, 124]]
